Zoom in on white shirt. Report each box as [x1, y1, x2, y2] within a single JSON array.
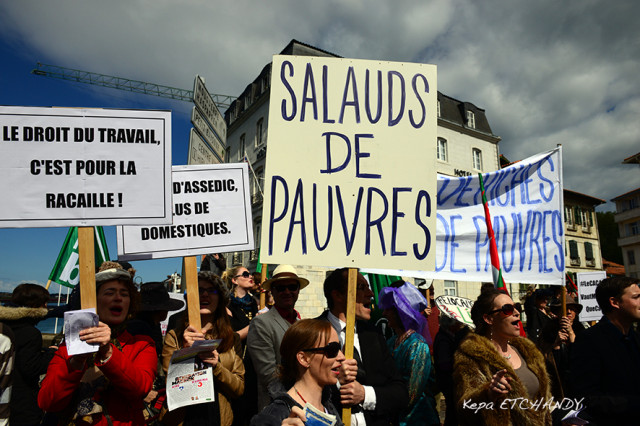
[[327, 311, 376, 425]]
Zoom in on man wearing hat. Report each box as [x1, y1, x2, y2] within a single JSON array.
[[128, 282, 185, 356], [246, 264, 308, 411]]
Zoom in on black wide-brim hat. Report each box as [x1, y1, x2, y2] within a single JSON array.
[[139, 282, 185, 312]]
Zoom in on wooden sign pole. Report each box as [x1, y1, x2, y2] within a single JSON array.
[[78, 227, 96, 309], [341, 268, 358, 426], [183, 256, 201, 330], [260, 265, 267, 309]]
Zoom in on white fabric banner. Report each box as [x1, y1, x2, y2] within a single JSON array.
[[365, 147, 565, 285]]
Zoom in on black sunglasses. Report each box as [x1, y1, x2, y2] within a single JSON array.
[[489, 304, 515, 316], [301, 341, 341, 359], [272, 283, 300, 292], [234, 271, 251, 279], [198, 287, 219, 296]]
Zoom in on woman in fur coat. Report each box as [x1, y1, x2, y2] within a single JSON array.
[[453, 288, 552, 425]]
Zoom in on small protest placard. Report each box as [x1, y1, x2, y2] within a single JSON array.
[[577, 271, 606, 322], [64, 308, 99, 356], [117, 163, 254, 260], [166, 350, 216, 411], [435, 295, 475, 329], [0, 106, 172, 228]]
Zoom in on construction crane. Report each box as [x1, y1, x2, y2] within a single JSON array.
[[31, 62, 236, 109]]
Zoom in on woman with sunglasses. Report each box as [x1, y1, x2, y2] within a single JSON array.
[[453, 287, 551, 425], [222, 266, 258, 341], [250, 319, 346, 426], [161, 272, 244, 426]]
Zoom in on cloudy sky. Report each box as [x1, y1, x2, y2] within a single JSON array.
[[1, 0, 639, 291]]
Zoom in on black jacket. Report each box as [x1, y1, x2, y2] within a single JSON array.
[[0, 306, 54, 426], [250, 381, 343, 426], [569, 317, 640, 425], [318, 311, 409, 426]]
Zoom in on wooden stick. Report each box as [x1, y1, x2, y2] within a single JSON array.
[[341, 268, 358, 426], [183, 256, 201, 330], [78, 227, 96, 309], [45, 279, 52, 291], [260, 265, 267, 309], [561, 286, 567, 318]]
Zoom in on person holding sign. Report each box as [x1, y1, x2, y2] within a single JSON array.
[[569, 276, 640, 425], [378, 282, 439, 426], [320, 268, 408, 426], [247, 265, 309, 411], [453, 287, 551, 425], [160, 271, 245, 426], [38, 267, 157, 425], [250, 319, 345, 426]]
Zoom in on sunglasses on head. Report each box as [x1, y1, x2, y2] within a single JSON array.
[[234, 271, 251, 279], [198, 287, 219, 296], [301, 341, 341, 359], [272, 283, 300, 292], [489, 304, 515, 316]]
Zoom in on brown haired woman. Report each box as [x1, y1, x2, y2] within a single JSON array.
[[453, 288, 552, 425], [161, 271, 244, 426], [251, 319, 345, 426], [39, 267, 157, 425]]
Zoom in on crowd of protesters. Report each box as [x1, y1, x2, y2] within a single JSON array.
[[0, 256, 638, 426]]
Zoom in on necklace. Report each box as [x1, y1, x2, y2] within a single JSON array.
[[294, 387, 307, 404], [394, 329, 415, 349]]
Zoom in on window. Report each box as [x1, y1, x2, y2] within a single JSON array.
[[437, 100, 441, 118], [629, 250, 636, 265], [238, 134, 245, 161], [437, 138, 448, 162], [444, 280, 457, 296], [564, 206, 574, 225], [255, 221, 261, 248], [568, 240, 579, 260], [252, 168, 263, 198], [581, 209, 591, 228], [256, 118, 264, 147], [584, 242, 594, 260], [627, 221, 640, 236], [472, 148, 483, 171], [466, 110, 476, 128]]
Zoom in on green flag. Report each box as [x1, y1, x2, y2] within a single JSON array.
[[48, 227, 110, 288]]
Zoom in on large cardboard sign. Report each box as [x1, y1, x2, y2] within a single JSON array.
[[117, 163, 254, 260], [260, 55, 438, 270], [576, 271, 606, 321], [0, 106, 172, 227], [364, 147, 564, 285]]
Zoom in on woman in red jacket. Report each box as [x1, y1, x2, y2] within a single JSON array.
[[38, 266, 157, 425]]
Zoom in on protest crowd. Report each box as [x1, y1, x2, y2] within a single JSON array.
[[0, 257, 638, 426]]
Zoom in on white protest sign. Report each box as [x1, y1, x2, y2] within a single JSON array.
[[370, 147, 564, 285], [576, 271, 606, 321], [0, 106, 172, 228], [434, 295, 475, 329], [260, 55, 438, 270], [117, 163, 254, 260]]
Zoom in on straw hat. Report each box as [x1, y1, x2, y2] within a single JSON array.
[[261, 265, 309, 291]]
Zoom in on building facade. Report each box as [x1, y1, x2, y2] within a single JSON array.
[[563, 190, 606, 279], [612, 187, 640, 279]]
